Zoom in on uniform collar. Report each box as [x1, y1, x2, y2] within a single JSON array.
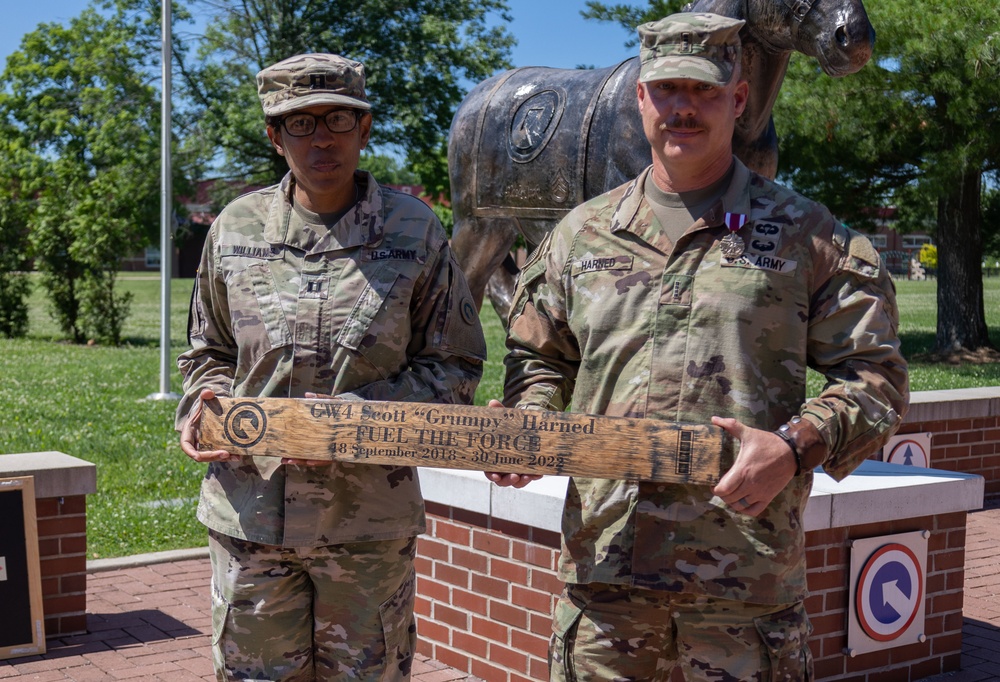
[[263, 170, 386, 252], [610, 157, 753, 239]]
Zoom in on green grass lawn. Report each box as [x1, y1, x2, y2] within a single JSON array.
[[0, 276, 201, 558], [0, 274, 997, 558], [888, 278, 1000, 390]]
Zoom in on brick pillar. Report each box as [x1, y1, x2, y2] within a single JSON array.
[[36, 494, 89, 636], [1, 452, 97, 638]]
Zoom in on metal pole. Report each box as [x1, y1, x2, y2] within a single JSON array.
[[148, 0, 180, 401]]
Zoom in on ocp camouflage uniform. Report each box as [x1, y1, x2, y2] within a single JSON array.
[[177, 169, 485, 680], [504, 161, 908, 680]]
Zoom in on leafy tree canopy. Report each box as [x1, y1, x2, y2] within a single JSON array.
[[581, 0, 686, 43], [0, 162, 32, 338], [359, 152, 420, 187], [774, 0, 1000, 354], [0, 0, 190, 344], [775, 3, 1000, 226], [175, 0, 514, 196]]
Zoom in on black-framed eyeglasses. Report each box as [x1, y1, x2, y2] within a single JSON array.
[[279, 109, 361, 137]]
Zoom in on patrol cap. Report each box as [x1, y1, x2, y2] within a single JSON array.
[[256, 53, 371, 117], [637, 13, 745, 85]]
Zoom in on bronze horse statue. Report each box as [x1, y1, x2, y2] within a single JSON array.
[[448, 0, 875, 321]]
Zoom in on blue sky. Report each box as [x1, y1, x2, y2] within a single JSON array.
[[1, 0, 642, 73]]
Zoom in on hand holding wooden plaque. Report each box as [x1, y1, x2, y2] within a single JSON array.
[[198, 398, 734, 485]]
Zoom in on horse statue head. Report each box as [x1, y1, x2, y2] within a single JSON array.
[[738, 0, 874, 75], [690, 0, 875, 176]]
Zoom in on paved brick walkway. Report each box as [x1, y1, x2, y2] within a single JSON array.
[[0, 555, 480, 682], [918, 497, 1000, 682], [2, 502, 998, 681]]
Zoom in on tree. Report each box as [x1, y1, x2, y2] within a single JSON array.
[[174, 0, 514, 197], [774, 0, 999, 356], [582, 0, 686, 41], [358, 152, 420, 186], [983, 186, 1000, 260], [0, 169, 32, 338], [0, 0, 185, 344]]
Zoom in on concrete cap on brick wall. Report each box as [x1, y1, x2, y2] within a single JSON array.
[[0, 452, 98, 498]]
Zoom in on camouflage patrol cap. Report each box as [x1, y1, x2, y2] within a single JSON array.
[[256, 53, 371, 116], [638, 13, 745, 85]]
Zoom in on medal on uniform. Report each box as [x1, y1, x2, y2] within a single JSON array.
[[721, 212, 747, 260]]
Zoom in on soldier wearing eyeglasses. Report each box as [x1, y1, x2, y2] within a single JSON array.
[[176, 53, 486, 681]]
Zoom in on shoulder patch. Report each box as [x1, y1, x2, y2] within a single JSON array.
[[835, 224, 881, 279], [509, 234, 553, 321], [460, 296, 478, 325]]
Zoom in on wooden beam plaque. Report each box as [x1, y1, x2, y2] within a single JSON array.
[[199, 398, 734, 485]]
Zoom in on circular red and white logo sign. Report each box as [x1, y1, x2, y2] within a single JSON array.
[[855, 543, 924, 641], [886, 439, 929, 468]]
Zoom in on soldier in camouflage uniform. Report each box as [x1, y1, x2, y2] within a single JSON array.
[[177, 53, 486, 681], [489, 13, 908, 682]]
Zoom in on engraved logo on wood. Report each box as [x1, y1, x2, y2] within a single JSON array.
[[223, 402, 268, 448]]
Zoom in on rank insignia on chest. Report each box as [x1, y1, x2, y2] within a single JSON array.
[[300, 274, 329, 299]]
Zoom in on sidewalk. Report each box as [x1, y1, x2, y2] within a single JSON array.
[[0, 551, 481, 682], [2, 502, 998, 682], [918, 497, 1000, 682]]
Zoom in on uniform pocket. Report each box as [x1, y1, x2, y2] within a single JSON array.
[[221, 259, 292, 365], [210, 582, 232, 647], [337, 265, 400, 352], [436, 257, 488, 362], [243, 261, 292, 350], [378, 567, 416, 682], [754, 602, 813, 682], [549, 594, 585, 682]]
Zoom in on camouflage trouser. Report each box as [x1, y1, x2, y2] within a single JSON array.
[[549, 582, 813, 682], [208, 529, 417, 682]]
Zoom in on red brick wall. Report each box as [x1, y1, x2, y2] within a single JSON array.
[[416, 503, 560, 682], [805, 513, 966, 681], [896, 415, 1000, 496], [417, 504, 970, 682], [35, 494, 88, 637]]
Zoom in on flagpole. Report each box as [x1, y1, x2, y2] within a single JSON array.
[[148, 0, 180, 401]]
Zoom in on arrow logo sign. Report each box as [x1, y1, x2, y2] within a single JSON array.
[[882, 579, 916, 618], [886, 436, 930, 468], [857, 543, 924, 641]]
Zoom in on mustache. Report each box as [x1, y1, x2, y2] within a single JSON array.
[[658, 117, 702, 131]]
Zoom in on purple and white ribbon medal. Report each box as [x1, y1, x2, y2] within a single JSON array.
[[720, 212, 747, 260]]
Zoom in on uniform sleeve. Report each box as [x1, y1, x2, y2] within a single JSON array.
[[801, 224, 909, 480], [175, 225, 236, 429], [502, 227, 581, 410], [346, 240, 486, 406]]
